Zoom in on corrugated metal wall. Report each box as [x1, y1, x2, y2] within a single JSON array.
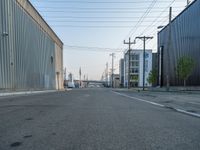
[[0, 0, 57, 90], [158, 0, 200, 86]]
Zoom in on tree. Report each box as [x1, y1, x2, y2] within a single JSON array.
[[177, 56, 195, 86], [147, 69, 157, 86]]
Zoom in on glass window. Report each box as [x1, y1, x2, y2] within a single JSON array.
[[132, 62, 139, 67], [131, 68, 139, 73], [130, 54, 139, 61], [145, 60, 148, 72], [130, 75, 139, 81]]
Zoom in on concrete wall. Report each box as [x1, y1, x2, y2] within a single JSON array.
[[55, 44, 64, 90]]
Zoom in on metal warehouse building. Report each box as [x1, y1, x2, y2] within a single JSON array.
[[0, 0, 63, 90], [158, 0, 200, 86]]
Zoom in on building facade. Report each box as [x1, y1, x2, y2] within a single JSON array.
[[158, 0, 200, 86], [113, 74, 120, 88], [119, 59, 124, 87], [124, 49, 152, 88], [0, 0, 63, 90]]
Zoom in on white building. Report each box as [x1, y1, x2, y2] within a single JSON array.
[[124, 49, 152, 88]]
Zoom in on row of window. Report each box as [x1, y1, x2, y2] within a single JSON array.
[[131, 62, 139, 67], [130, 75, 139, 81], [130, 68, 139, 74], [130, 55, 139, 61]]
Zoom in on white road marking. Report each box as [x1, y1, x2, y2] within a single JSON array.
[[113, 91, 165, 107], [188, 102, 200, 105], [113, 91, 200, 118], [175, 108, 200, 118]]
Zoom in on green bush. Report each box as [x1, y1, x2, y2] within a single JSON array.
[[177, 56, 195, 86]]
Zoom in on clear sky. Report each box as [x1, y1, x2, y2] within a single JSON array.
[[30, 0, 189, 80]]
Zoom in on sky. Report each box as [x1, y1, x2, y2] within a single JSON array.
[[30, 0, 190, 80]]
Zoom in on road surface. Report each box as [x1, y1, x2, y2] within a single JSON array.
[[0, 88, 200, 150]]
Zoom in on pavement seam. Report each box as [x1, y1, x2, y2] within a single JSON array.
[[113, 91, 200, 119]]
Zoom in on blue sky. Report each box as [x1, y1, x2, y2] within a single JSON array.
[[30, 0, 189, 80]]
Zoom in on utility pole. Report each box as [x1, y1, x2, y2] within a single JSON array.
[[79, 67, 82, 88], [166, 7, 172, 91], [187, 0, 190, 6], [106, 62, 109, 87], [110, 53, 115, 88], [135, 36, 153, 91], [124, 37, 135, 89], [64, 67, 67, 80]]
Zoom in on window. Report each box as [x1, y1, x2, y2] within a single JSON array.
[[145, 60, 148, 72], [131, 54, 139, 61], [130, 75, 139, 81], [131, 68, 139, 74], [132, 62, 139, 67]]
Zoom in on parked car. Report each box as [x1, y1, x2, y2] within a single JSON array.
[[67, 82, 75, 88]]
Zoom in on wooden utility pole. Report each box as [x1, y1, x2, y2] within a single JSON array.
[[135, 36, 153, 91], [106, 62, 109, 86], [110, 53, 115, 88], [187, 0, 190, 6], [79, 67, 82, 88], [124, 38, 135, 89]]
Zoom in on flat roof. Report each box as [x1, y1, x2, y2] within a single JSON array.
[[124, 49, 152, 55]]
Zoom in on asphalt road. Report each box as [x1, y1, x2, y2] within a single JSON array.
[[0, 88, 200, 150]]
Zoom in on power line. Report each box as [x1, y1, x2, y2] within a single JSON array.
[[116, 0, 158, 49], [117, 0, 178, 50], [36, 6, 185, 10], [37, 10, 181, 13], [41, 16, 167, 19], [50, 25, 159, 28], [31, 1, 183, 4], [130, 0, 177, 38], [64, 45, 123, 52], [135, 36, 153, 91], [124, 0, 158, 40], [45, 20, 168, 23], [132, 0, 182, 50]]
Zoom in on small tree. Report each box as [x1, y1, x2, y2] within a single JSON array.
[[177, 56, 195, 86], [147, 69, 157, 86]]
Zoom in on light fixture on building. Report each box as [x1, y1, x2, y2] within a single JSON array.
[[157, 26, 165, 30], [2, 32, 9, 36]]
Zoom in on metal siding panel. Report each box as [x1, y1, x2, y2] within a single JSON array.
[[158, 0, 200, 86], [0, 0, 57, 90]]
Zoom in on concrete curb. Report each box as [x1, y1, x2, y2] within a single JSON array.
[[113, 91, 200, 119], [0, 90, 57, 97]]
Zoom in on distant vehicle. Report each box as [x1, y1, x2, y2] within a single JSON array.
[[67, 82, 75, 88]]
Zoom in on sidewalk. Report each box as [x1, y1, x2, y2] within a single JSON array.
[[113, 88, 200, 117], [114, 86, 200, 94], [0, 90, 57, 97], [148, 86, 200, 93]]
